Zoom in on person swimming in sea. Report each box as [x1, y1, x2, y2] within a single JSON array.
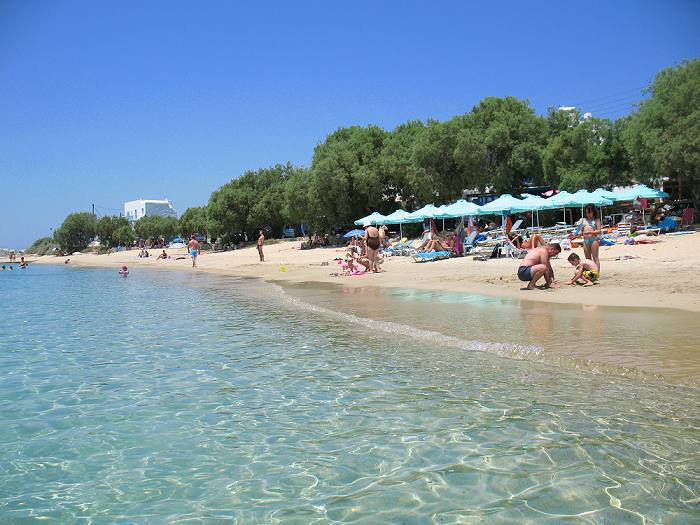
[[119, 265, 129, 277]]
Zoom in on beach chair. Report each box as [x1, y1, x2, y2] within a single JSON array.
[[509, 219, 524, 233], [503, 236, 527, 259], [462, 231, 478, 255], [412, 250, 451, 263], [615, 223, 632, 237]]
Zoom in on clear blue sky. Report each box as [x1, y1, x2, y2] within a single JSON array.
[[2, 0, 699, 248]]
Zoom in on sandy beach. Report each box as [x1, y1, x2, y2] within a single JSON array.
[[32, 231, 700, 313]]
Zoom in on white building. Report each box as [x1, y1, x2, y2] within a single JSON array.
[[124, 199, 177, 222]]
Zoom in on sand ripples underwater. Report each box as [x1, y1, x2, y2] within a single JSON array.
[[0, 266, 698, 523]]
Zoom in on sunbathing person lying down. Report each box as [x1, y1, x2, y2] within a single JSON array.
[[422, 233, 454, 252], [508, 232, 545, 250]]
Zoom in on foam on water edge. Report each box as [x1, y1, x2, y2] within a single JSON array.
[[269, 280, 678, 386]]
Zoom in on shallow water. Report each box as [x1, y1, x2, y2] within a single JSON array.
[[1, 266, 699, 524], [282, 282, 700, 385]]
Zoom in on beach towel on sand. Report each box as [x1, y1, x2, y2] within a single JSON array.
[[412, 250, 451, 263]]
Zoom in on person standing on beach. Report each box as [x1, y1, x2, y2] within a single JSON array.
[[580, 204, 602, 273], [363, 220, 381, 273], [188, 235, 200, 268], [256, 229, 265, 262]]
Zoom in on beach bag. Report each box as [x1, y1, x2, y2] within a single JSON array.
[[489, 244, 501, 259]]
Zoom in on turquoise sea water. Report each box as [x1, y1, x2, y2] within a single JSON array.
[[1, 265, 699, 524]]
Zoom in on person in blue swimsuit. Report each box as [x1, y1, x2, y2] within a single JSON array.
[[188, 234, 200, 268], [580, 204, 602, 273]]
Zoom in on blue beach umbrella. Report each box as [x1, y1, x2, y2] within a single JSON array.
[[512, 195, 558, 227], [546, 190, 574, 206], [436, 199, 482, 218], [379, 209, 413, 238], [545, 190, 575, 223], [616, 184, 669, 223], [592, 188, 621, 202], [404, 204, 442, 222], [617, 184, 670, 201], [354, 211, 387, 226], [475, 194, 525, 230], [476, 194, 525, 215], [380, 209, 412, 224], [343, 229, 366, 238], [567, 189, 613, 207]]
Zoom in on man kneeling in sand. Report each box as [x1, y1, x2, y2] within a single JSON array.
[[517, 244, 560, 290]]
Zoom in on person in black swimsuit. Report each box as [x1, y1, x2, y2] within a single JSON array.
[[363, 220, 382, 272]]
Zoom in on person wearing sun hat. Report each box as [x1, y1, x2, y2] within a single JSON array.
[[362, 220, 381, 272]]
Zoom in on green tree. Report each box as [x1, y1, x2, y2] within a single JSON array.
[[378, 120, 429, 209], [179, 207, 210, 238], [26, 237, 57, 255], [134, 215, 179, 242], [247, 164, 291, 235], [623, 59, 700, 203], [208, 163, 300, 238], [455, 96, 549, 194], [53, 212, 97, 253], [543, 117, 631, 190], [546, 107, 581, 137], [284, 166, 315, 228], [113, 224, 136, 247], [412, 118, 470, 203], [96, 215, 132, 249], [310, 125, 387, 227]]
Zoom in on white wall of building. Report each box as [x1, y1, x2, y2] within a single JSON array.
[[124, 199, 177, 221]]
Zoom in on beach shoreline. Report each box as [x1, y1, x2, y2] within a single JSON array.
[[30, 231, 700, 313]]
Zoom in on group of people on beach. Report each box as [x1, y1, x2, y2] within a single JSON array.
[[517, 205, 603, 290], [346, 203, 606, 290], [187, 229, 265, 269], [2, 256, 28, 271]]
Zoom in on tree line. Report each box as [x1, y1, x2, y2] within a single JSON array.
[[37, 60, 698, 254]]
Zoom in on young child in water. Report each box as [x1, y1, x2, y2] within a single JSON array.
[[118, 265, 129, 277], [566, 253, 599, 287]]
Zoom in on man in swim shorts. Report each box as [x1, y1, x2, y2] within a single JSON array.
[[517, 243, 560, 290], [188, 235, 200, 268]]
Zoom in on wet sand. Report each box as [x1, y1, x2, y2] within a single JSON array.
[[279, 281, 700, 386]]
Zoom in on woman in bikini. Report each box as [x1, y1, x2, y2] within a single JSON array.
[[363, 220, 381, 272], [423, 233, 452, 252], [580, 204, 602, 272], [507, 232, 545, 250]]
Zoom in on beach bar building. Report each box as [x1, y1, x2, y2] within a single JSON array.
[[124, 199, 177, 222]]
